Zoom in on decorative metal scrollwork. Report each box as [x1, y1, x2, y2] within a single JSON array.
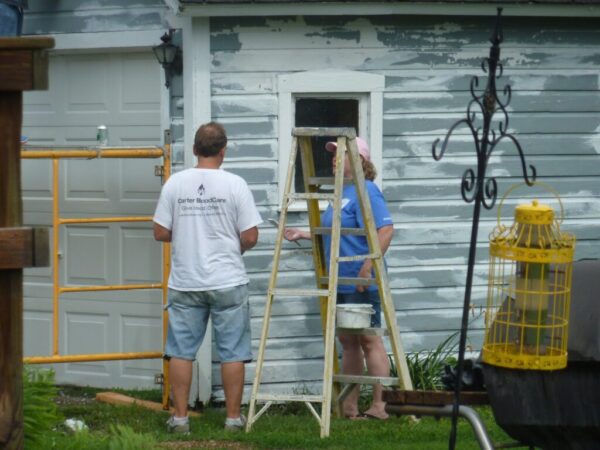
[[432, 8, 537, 210]]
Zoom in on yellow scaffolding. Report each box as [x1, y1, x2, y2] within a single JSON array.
[[21, 141, 171, 410]]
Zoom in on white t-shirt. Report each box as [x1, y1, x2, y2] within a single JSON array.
[[153, 168, 262, 291]]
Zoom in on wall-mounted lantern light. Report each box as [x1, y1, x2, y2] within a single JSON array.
[[153, 29, 182, 88]]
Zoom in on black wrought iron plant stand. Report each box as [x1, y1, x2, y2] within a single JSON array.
[[431, 8, 537, 450]]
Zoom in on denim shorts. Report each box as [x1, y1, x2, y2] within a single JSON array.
[[337, 290, 382, 327], [165, 284, 252, 363]]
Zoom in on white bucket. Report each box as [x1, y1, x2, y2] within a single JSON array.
[[336, 303, 375, 329]]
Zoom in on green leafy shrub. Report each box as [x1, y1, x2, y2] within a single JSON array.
[[389, 332, 458, 390], [23, 366, 62, 449]]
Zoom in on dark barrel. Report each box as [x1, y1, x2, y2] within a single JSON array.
[[484, 259, 600, 450]]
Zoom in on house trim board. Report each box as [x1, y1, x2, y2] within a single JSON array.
[[182, 15, 213, 404], [177, 2, 600, 18]]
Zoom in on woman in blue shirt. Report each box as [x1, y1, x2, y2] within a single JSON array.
[[284, 137, 392, 420]]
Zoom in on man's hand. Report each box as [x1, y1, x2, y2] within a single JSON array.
[[240, 226, 259, 254], [153, 222, 172, 242]]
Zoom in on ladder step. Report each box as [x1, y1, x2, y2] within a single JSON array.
[[313, 227, 366, 236], [336, 327, 389, 337], [293, 127, 356, 138], [287, 193, 335, 201], [337, 252, 381, 262], [255, 393, 324, 403], [307, 177, 334, 186], [333, 374, 400, 387], [319, 276, 376, 286], [307, 177, 353, 186], [271, 288, 330, 297]]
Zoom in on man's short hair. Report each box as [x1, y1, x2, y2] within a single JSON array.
[[194, 122, 227, 157]]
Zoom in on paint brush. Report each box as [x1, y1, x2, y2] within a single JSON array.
[[268, 218, 301, 246]]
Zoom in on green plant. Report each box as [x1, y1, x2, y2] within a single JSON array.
[[55, 424, 158, 450], [23, 366, 62, 449], [389, 332, 458, 390]]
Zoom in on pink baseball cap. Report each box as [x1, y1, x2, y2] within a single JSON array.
[[325, 137, 371, 161]]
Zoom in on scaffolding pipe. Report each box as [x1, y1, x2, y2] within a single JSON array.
[[21, 147, 164, 159], [386, 404, 494, 450], [21, 143, 170, 393], [161, 140, 172, 410], [52, 158, 59, 356]]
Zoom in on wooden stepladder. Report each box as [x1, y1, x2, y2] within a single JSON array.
[[246, 127, 413, 438]]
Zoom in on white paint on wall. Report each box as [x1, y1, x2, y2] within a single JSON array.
[[51, 29, 167, 51]]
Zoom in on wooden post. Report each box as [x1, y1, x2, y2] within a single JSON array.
[[0, 37, 53, 450]]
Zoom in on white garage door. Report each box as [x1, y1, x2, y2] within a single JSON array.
[[21, 51, 165, 389]]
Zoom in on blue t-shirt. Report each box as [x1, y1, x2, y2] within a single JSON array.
[[321, 181, 393, 293]]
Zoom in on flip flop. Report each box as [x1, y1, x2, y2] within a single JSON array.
[[361, 412, 388, 421]]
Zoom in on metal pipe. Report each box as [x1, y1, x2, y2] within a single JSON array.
[[161, 138, 172, 411], [52, 158, 60, 356], [24, 351, 163, 364], [22, 143, 172, 380], [21, 148, 164, 159], [386, 404, 495, 450], [59, 283, 163, 293], [59, 217, 153, 224]]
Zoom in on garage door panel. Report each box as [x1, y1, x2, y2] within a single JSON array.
[[23, 309, 53, 357], [65, 55, 111, 113], [22, 51, 163, 389], [120, 159, 163, 200], [64, 311, 111, 375], [120, 315, 162, 378], [120, 54, 161, 113], [65, 159, 112, 201], [23, 55, 64, 120], [114, 125, 162, 142], [121, 227, 162, 284], [21, 125, 61, 145], [23, 89, 55, 114], [65, 226, 111, 285], [22, 159, 52, 199]]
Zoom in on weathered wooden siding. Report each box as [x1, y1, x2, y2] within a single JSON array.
[[209, 15, 600, 400], [23, 0, 168, 35]]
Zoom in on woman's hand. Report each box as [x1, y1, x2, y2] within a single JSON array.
[[284, 227, 309, 242], [356, 259, 373, 293], [355, 225, 393, 292]]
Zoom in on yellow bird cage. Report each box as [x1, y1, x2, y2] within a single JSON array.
[[482, 187, 576, 370]]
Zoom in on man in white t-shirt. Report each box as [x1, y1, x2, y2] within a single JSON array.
[[153, 122, 262, 433]]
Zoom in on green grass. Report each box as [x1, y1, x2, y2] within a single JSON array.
[[23, 367, 61, 449], [45, 386, 521, 450]]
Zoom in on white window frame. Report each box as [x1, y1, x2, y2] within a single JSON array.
[[278, 69, 385, 211]]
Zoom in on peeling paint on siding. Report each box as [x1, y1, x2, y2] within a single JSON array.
[[211, 32, 242, 52], [305, 29, 360, 43]]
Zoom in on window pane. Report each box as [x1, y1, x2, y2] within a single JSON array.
[[294, 98, 359, 193]]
